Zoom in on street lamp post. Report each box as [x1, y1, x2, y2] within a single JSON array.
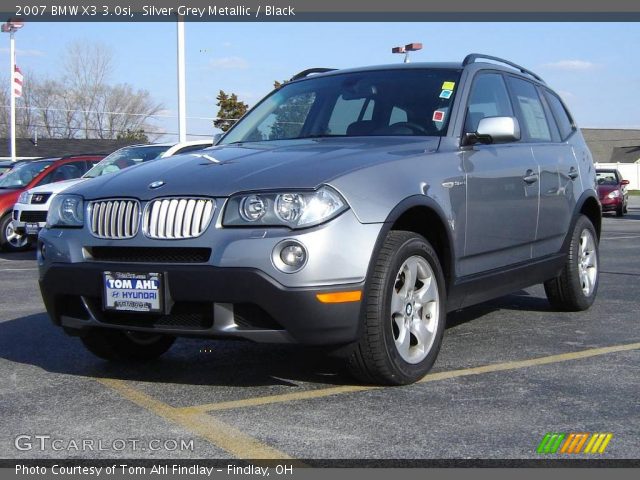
[[1, 19, 24, 162], [176, 15, 186, 143]]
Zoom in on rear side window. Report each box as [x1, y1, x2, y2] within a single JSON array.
[[464, 73, 513, 133], [544, 90, 575, 140], [506, 77, 552, 142]]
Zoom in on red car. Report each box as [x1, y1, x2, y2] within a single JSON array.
[[596, 169, 630, 217], [0, 155, 103, 251]]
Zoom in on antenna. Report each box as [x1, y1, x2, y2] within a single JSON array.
[[392, 42, 422, 63]]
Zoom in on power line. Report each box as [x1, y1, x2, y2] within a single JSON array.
[[0, 104, 237, 121]]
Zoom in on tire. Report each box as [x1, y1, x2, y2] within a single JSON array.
[[80, 329, 175, 361], [0, 214, 31, 252], [616, 204, 624, 217], [544, 215, 599, 311], [347, 231, 446, 385]]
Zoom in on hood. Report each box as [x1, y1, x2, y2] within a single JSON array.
[[67, 137, 439, 200], [28, 177, 87, 195], [596, 184, 619, 197]]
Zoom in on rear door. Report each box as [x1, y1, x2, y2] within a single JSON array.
[[508, 81, 580, 258], [460, 72, 540, 276]]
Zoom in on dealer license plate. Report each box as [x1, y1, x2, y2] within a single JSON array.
[[25, 223, 40, 235], [103, 271, 163, 313]]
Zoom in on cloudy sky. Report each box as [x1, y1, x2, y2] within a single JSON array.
[[3, 21, 639, 140]]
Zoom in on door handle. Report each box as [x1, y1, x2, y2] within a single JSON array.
[[568, 167, 579, 180], [523, 169, 538, 184]]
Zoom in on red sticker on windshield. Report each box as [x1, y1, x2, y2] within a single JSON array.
[[432, 110, 445, 122]]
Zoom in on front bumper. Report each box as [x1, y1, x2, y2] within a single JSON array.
[[39, 262, 364, 345], [599, 196, 623, 211], [12, 203, 47, 238]]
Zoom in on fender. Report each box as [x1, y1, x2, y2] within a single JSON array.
[[561, 189, 601, 254], [358, 195, 457, 323]]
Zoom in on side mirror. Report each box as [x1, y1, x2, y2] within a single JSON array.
[[212, 133, 223, 145], [463, 116, 521, 146], [621, 179, 630, 186]]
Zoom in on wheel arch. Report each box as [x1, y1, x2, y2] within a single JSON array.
[[368, 196, 455, 294]]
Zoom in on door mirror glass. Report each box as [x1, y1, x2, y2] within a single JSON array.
[[213, 133, 223, 145]]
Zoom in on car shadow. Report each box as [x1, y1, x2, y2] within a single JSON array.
[[0, 250, 36, 261], [0, 291, 552, 388]]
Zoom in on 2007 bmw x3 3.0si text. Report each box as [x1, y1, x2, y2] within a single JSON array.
[[38, 54, 601, 385]]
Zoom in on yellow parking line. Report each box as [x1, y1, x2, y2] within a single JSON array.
[[98, 378, 294, 460], [177, 342, 640, 414]]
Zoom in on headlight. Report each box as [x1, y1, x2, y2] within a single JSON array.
[[47, 194, 84, 228], [607, 190, 621, 198], [18, 191, 29, 204], [224, 185, 348, 229]]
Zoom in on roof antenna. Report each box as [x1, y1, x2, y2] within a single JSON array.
[[392, 43, 422, 63]]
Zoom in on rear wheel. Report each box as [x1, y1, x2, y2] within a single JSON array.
[[0, 214, 31, 252], [80, 329, 175, 361], [347, 231, 446, 385], [544, 215, 599, 311]]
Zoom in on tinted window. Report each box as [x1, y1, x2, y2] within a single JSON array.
[[220, 69, 462, 143], [84, 145, 170, 178], [0, 160, 54, 189], [545, 90, 575, 140], [327, 96, 375, 135], [38, 163, 84, 185], [506, 77, 552, 142], [464, 73, 513, 133]]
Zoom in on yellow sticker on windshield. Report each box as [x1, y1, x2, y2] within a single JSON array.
[[442, 81, 456, 90]]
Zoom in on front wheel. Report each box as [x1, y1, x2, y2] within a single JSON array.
[[80, 329, 175, 361], [544, 215, 599, 311], [0, 214, 31, 252], [347, 231, 446, 385]]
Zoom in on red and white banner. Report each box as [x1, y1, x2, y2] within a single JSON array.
[[13, 65, 23, 98]]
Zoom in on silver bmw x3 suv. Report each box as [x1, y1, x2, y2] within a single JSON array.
[[38, 54, 601, 385]]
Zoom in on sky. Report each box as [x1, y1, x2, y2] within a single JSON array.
[[2, 21, 639, 141]]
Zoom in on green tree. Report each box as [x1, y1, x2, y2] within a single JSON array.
[[214, 90, 248, 132], [116, 128, 149, 142]]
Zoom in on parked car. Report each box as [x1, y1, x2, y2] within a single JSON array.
[[38, 55, 601, 385], [0, 155, 103, 251], [11, 141, 213, 248], [596, 169, 629, 217]]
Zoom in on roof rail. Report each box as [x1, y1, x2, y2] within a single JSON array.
[[462, 53, 544, 83], [290, 68, 336, 81]]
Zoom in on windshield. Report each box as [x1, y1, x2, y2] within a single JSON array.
[[219, 68, 462, 144], [596, 171, 619, 186], [84, 145, 170, 178], [0, 161, 54, 189]]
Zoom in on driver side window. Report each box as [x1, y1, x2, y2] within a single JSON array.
[[464, 73, 513, 134]]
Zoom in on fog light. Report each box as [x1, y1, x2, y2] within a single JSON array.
[[272, 240, 307, 273]]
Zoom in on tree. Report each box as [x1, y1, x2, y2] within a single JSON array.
[[117, 128, 149, 142], [0, 40, 163, 140], [214, 90, 248, 132]]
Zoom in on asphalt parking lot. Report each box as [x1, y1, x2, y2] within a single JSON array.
[[1, 199, 639, 462]]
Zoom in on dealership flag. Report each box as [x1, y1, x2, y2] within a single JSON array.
[[14, 66, 23, 97]]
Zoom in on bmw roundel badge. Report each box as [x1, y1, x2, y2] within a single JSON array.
[[149, 180, 165, 189]]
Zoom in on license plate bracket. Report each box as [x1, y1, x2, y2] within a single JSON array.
[[25, 223, 40, 235], [103, 271, 164, 313]]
